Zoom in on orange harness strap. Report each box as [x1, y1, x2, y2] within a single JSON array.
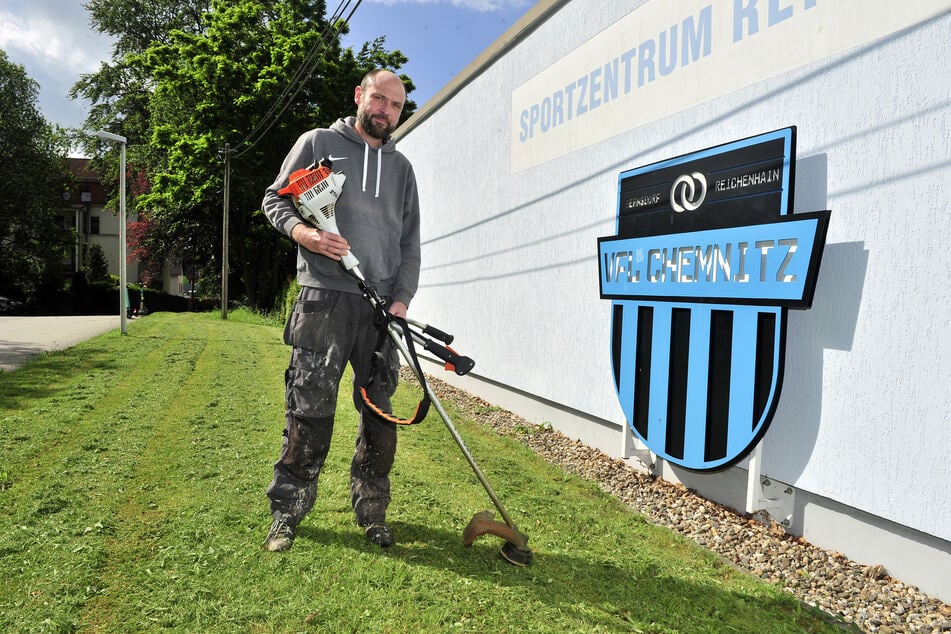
[[359, 316, 431, 426]]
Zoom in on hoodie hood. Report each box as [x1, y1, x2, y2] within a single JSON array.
[[330, 117, 396, 198], [262, 117, 421, 306]]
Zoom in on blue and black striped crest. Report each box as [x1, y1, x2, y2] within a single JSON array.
[[598, 127, 829, 471]]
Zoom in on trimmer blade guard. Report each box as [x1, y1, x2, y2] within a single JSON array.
[[463, 510, 533, 566]]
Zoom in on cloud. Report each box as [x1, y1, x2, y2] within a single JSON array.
[[0, 1, 114, 130], [0, 0, 114, 78]]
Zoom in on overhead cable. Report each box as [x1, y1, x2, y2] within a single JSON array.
[[231, 0, 363, 159]]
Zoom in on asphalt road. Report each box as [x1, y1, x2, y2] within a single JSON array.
[[0, 315, 120, 372]]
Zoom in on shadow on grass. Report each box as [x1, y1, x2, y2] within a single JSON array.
[[0, 343, 121, 410], [0, 340, 46, 368], [291, 520, 850, 631]]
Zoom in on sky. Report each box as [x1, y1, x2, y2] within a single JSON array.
[[0, 0, 532, 143]]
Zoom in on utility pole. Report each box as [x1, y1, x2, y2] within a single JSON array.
[[221, 144, 230, 320]]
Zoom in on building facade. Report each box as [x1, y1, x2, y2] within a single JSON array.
[[395, 0, 951, 601], [63, 158, 195, 297], [62, 158, 139, 284]]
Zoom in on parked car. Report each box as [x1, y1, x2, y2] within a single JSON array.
[[0, 295, 24, 313]]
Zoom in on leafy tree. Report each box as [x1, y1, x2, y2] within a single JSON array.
[[85, 243, 111, 282], [127, 215, 163, 287], [73, 0, 416, 310], [0, 50, 73, 304]]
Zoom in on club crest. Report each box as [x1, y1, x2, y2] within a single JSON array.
[[598, 127, 829, 471]]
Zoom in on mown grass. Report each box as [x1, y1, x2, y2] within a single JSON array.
[[0, 312, 851, 633]]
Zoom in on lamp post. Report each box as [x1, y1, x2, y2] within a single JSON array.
[[95, 130, 128, 335]]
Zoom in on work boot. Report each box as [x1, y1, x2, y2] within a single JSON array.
[[263, 518, 295, 552], [364, 522, 394, 548]]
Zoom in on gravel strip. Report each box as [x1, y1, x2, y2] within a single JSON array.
[[419, 372, 951, 633]]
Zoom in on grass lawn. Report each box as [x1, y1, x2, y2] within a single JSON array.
[[0, 311, 852, 633]]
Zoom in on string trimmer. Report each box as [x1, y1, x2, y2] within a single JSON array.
[[278, 159, 533, 566]]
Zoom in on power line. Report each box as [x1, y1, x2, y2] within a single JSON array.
[[232, 0, 353, 149], [221, 0, 364, 317], [230, 0, 364, 159]]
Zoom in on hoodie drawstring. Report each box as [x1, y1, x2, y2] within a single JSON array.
[[361, 143, 368, 193], [361, 142, 382, 198], [376, 151, 381, 198]]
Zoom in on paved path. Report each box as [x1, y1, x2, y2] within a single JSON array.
[[0, 315, 120, 372]]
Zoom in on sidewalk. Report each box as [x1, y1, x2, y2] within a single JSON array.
[[0, 315, 119, 372]]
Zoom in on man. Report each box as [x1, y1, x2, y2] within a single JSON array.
[[261, 69, 421, 552]]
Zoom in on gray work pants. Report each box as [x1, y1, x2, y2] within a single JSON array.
[[266, 287, 399, 528]]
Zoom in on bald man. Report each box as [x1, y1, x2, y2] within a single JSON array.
[[261, 69, 421, 552]]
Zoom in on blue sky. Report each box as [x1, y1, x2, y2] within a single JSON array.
[[0, 0, 531, 136], [343, 0, 532, 106]]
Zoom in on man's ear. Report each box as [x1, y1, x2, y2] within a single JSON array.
[[353, 85, 362, 107]]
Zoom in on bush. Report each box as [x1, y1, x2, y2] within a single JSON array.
[[84, 280, 117, 314], [279, 278, 301, 324], [142, 287, 216, 313], [23, 275, 216, 315]]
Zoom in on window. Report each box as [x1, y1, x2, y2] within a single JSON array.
[[90, 216, 100, 234]]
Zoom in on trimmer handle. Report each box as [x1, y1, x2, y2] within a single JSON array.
[[340, 252, 360, 271], [408, 319, 454, 345], [423, 340, 475, 376]]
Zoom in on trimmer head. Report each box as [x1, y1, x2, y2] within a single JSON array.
[[500, 540, 534, 566], [463, 510, 533, 566]]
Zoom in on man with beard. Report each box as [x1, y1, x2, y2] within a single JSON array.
[[261, 69, 421, 552]]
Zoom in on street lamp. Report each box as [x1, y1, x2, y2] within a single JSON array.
[[94, 130, 128, 335]]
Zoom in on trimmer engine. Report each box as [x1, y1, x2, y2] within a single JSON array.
[[278, 159, 359, 271]]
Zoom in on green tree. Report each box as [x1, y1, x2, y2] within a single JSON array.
[[73, 0, 416, 310], [85, 243, 111, 282], [0, 50, 73, 305]]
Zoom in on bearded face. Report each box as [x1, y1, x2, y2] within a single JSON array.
[[356, 101, 396, 140], [354, 72, 405, 142]]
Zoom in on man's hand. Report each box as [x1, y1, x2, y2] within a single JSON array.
[[388, 301, 408, 319], [291, 223, 350, 261]]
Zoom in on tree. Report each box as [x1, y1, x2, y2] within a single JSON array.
[[127, 215, 163, 287], [85, 243, 111, 282], [73, 0, 416, 310], [0, 50, 73, 304]]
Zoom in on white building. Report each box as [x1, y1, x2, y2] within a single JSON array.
[[396, 0, 951, 602], [63, 158, 139, 284]]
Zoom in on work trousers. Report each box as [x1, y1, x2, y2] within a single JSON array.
[[266, 287, 399, 528]]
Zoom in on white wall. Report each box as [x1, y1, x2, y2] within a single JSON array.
[[85, 205, 140, 283], [396, 0, 950, 599]]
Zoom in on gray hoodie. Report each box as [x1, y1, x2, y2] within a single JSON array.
[[262, 117, 421, 307]]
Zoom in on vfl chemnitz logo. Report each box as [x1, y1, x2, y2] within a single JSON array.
[[670, 172, 707, 212], [598, 127, 831, 472]]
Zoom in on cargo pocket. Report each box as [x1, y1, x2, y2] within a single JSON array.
[[286, 348, 343, 420], [283, 291, 338, 351]]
